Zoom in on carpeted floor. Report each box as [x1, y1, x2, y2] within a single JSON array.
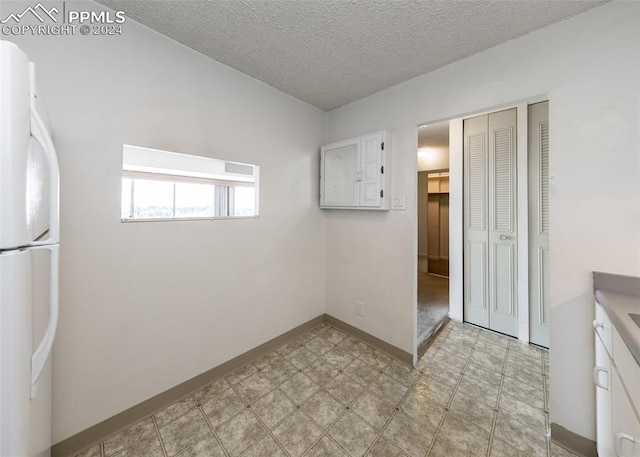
[[417, 273, 450, 356]]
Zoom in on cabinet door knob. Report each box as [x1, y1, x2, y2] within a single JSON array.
[[499, 235, 507, 241], [593, 319, 604, 330]]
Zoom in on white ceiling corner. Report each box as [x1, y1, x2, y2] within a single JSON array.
[[96, 0, 607, 111]]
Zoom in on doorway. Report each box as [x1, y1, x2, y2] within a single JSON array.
[[416, 121, 451, 355], [414, 100, 550, 359]]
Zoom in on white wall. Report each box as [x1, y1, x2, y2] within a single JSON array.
[[7, 1, 326, 443], [325, 1, 639, 440]]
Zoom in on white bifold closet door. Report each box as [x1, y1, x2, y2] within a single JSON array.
[[464, 108, 518, 337], [528, 101, 550, 348]]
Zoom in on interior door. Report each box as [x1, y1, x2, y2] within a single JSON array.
[[528, 101, 550, 348], [464, 108, 518, 337]]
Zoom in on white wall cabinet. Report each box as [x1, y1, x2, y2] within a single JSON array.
[[320, 131, 390, 210], [594, 302, 640, 457]]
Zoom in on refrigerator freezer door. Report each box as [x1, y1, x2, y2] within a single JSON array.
[[0, 249, 33, 457], [0, 41, 32, 250]]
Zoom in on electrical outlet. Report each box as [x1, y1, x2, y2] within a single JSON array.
[[356, 301, 364, 317]]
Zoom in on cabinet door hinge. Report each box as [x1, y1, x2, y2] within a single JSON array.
[[380, 166, 384, 174], [381, 142, 384, 151], [380, 190, 384, 198]]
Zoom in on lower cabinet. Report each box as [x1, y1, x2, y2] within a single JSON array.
[[611, 367, 640, 456], [595, 331, 614, 457], [595, 301, 640, 456]]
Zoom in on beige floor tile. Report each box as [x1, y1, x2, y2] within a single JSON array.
[[494, 412, 548, 457], [305, 436, 349, 457], [285, 346, 318, 369], [103, 417, 155, 456], [501, 376, 545, 410], [194, 379, 231, 404], [342, 358, 380, 385], [368, 373, 410, 405], [323, 346, 355, 369], [456, 375, 500, 408], [366, 438, 407, 457], [449, 390, 495, 433], [305, 336, 336, 355], [468, 349, 505, 372], [352, 390, 395, 430], [488, 437, 531, 457], [177, 433, 225, 457], [226, 364, 258, 385], [159, 408, 211, 456], [272, 411, 323, 457], [250, 389, 294, 428], [325, 373, 366, 405], [241, 435, 287, 457], [383, 412, 434, 457], [303, 356, 341, 385], [302, 390, 345, 429], [503, 360, 545, 388], [201, 387, 246, 427], [235, 373, 275, 404], [414, 374, 457, 407], [401, 384, 445, 432], [438, 412, 490, 456], [507, 351, 543, 374], [261, 357, 298, 385], [280, 372, 320, 404], [498, 391, 547, 430], [215, 410, 266, 457], [114, 432, 164, 457], [329, 412, 378, 457], [323, 327, 349, 344], [155, 396, 198, 429], [342, 337, 369, 356], [359, 346, 393, 370], [428, 436, 473, 457], [463, 360, 503, 387], [385, 358, 422, 387]]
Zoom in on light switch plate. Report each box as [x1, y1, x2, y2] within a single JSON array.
[[392, 196, 407, 210]]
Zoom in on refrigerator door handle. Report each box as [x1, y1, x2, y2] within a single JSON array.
[[30, 107, 60, 246], [30, 244, 59, 398]]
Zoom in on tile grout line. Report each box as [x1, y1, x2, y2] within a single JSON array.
[[150, 415, 169, 457], [193, 391, 232, 457]]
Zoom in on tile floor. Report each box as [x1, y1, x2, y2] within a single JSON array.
[[75, 321, 579, 457]]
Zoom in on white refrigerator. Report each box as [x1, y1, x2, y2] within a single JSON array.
[[0, 41, 59, 457]]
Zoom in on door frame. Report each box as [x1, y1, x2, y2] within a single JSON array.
[[415, 95, 548, 352]]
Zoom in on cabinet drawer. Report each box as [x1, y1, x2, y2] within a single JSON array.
[[595, 301, 614, 357], [614, 328, 640, 417]]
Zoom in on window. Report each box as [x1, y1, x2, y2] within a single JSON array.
[[121, 145, 259, 221]]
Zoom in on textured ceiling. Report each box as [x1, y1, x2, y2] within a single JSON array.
[[97, 0, 606, 111]]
